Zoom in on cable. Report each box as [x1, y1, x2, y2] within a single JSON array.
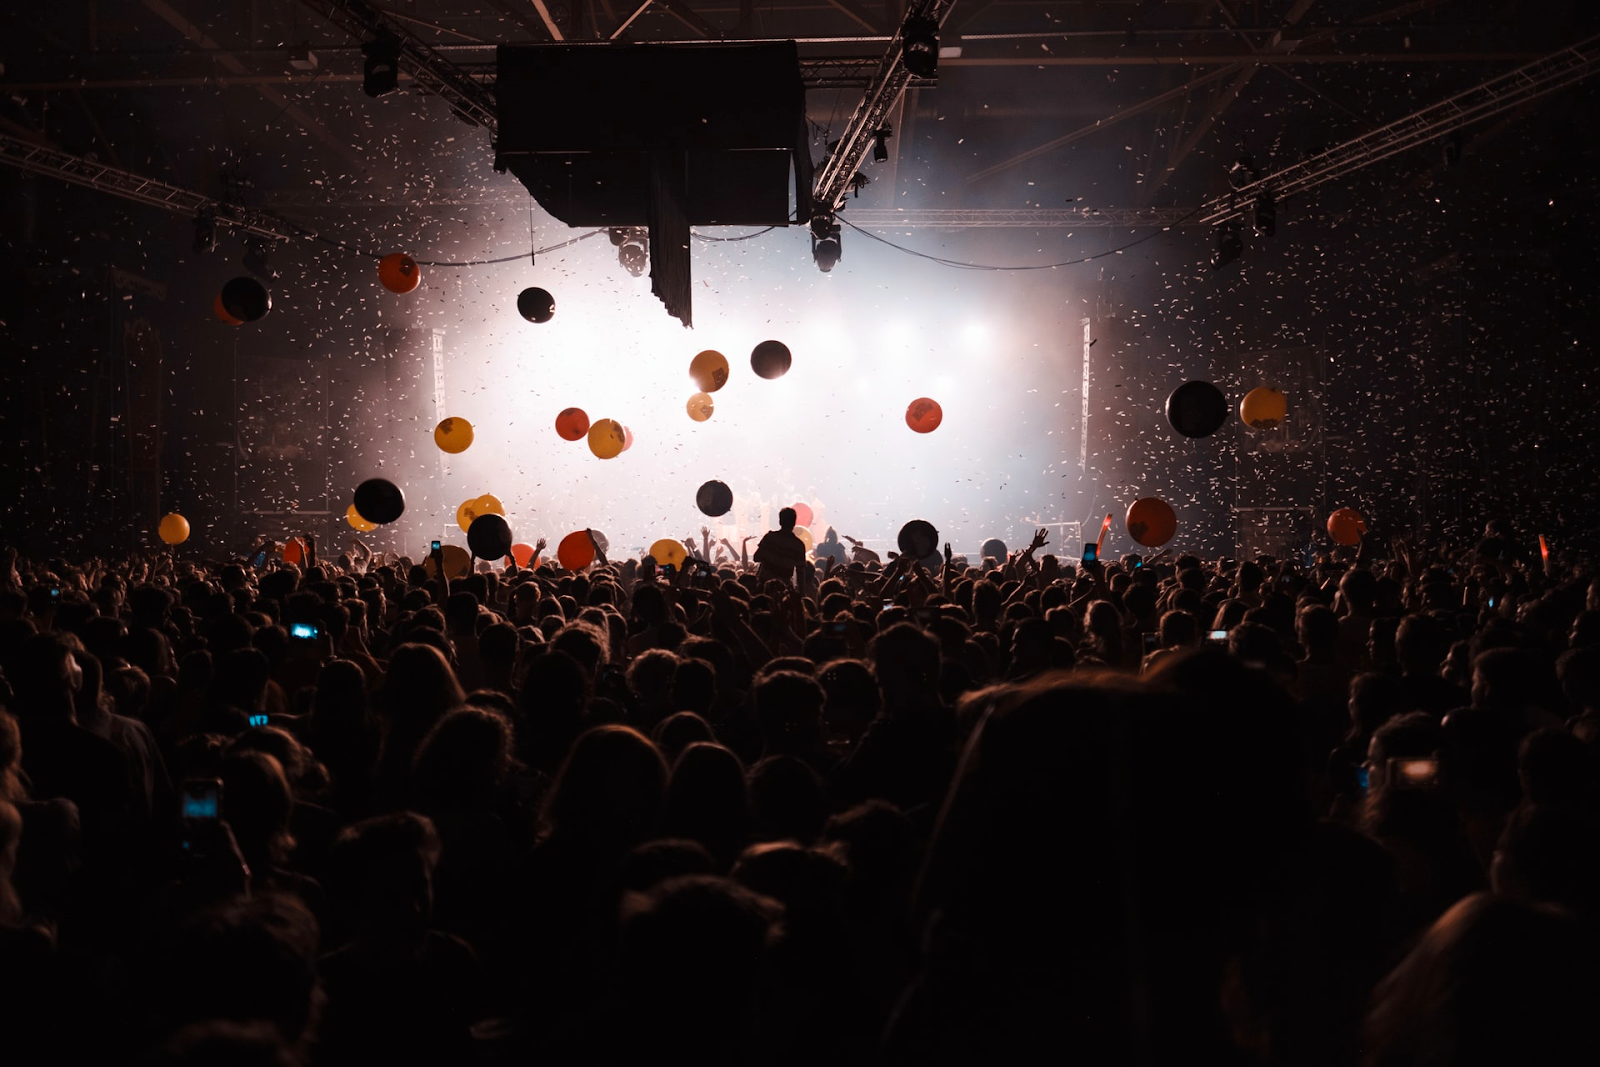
[[691, 227, 777, 242], [275, 217, 610, 264], [837, 205, 1207, 270]]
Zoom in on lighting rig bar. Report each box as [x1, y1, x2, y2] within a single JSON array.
[[295, 0, 499, 133], [1200, 32, 1600, 226], [812, 0, 958, 216], [845, 207, 1197, 228], [0, 131, 295, 241]]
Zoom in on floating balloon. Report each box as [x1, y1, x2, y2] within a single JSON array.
[[346, 505, 377, 532], [353, 479, 405, 525], [378, 253, 421, 294], [456, 498, 482, 534], [555, 407, 590, 441], [981, 537, 1007, 560], [283, 538, 305, 566], [1328, 508, 1367, 546], [475, 494, 504, 516], [906, 397, 943, 434], [213, 294, 242, 326], [158, 513, 190, 545], [424, 545, 473, 580], [1240, 387, 1288, 430], [650, 538, 689, 569], [898, 519, 939, 560], [468, 513, 513, 560], [588, 418, 626, 459], [516, 287, 555, 323], [591, 530, 610, 555], [689, 350, 730, 393], [557, 531, 596, 570], [1126, 497, 1178, 548], [792, 502, 814, 528], [751, 340, 792, 380], [1166, 381, 1229, 438], [621, 426, 634, 452], [794, 526, 814, 554], [509, 542, 536, 568], [697, 480, 733, 517], [221, 277, 271, 322], [434, 417, 474, 454], [686, 393, 714, 422]]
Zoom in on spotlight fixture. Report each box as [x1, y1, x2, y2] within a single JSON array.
[[362, 30, 401, 98], [811, 216, 841, 273], [872, 126, 892, 162], [1442, 131, 1464, 168], [901, 15, 940, 79], [242, 237, 278, 281], [1227, 155, 1260, 191], [1211, 221, 1243, 270], [193, 211, 217, 254], [1252, 192, 1277, 238], [611, 226, 649, 277]]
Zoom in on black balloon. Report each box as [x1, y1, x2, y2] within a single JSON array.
[[981, 537, 1008, 560], [897, 519, 939, 561], [696, 479, 734, 517], [1166, 381, 1229, 438], [221, 276, 271, 322], [750, 340, 792, 380], [517, 287, 556, 323], [468, 513, 513, 560], [352, 479, 405, 525]]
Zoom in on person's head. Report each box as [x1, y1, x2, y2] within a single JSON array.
[[144, 1020, 301, 1067], [669, 656, 717, 719], [1396, 613, 1452, 677], [541, 725, 668, 852], [868, 623, 942, 710], [1492, 804, 1600, 917], [411, 705, 518, 813], [661, 742, 752, 868], [377, 643, 465, 736], [1517, 727, 1599, 810], [625, 649, 680, 728], [753, 670, 825, 757], [218, 750, 296, 868], [651, 711, 714, 766], [778, 508, 797, 531], [1471, 647, 1546, 714], [0, 710, 24, 803], [816, 657, 880, 741], [1558, 644, 1600, 715], [1365, 711, 1444, 799], [8, 631, 82, 722], [1158, 609, 1200, 651], [328, 811, 441, 942], [551, 620, 609, 677], [1363, 893, 1600, 1066], [1297, 604, 1339, 658], [747, 755, 827, 845], [1339, 568, 1378, 614], [1349, 672, 1408, 741]]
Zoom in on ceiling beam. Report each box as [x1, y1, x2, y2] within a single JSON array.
[[525, 0, 565, 40], [823, 0, 886, 34]]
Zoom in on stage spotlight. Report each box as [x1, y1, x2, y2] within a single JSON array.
[[1443, 131, 1464, 168], [362, 30, 401, 98], [1227, 155, 1260, 191], [242, 237, 278, 280], [1211, 221, 1243, 270], [193, 212, 217, 254], [614, 228, 648, 276], [811, 216, 841, 273], [873, 127, 892, 162], [902, 16, 939, 79], [1252, 192, 1277, 238]]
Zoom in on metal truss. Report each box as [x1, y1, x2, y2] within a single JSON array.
[[294, 0, 499, 133], [0, 131, 295, 240], [1200, 32, 1600, 226], [812, 0, 958, 215], [843, 207, 1197, 228]]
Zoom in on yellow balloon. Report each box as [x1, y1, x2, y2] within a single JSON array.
[[650, 538, 688, 569], [475, 494, 505, 516], [1239, 387, 1288, 430], [686, 392, 715, 422], [689, 349, 730, 393], [588, 418, 626, 459], [434, 416, 475, 454], [158, 513, 190, 545], [424, 544, 473, 579], [346, 505, 377, 532], [794, 525, 814, 554], [457, 497, 482, 533]]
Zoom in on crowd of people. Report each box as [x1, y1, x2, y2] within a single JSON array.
[[1, 514, 1598, 1065]]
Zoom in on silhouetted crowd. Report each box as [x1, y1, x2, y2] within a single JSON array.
[[2, 518, 1599, 1066]]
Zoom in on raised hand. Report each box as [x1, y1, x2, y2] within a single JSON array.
[[1029, 528, 1050, 552], [534, 537, 548, 552]]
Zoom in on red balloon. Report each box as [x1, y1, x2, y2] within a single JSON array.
[[213, 293, 242, 325], [1327, 508, 1367, 546], [509, 542, 535, 567], [378, 253, 421, 294], [283, 537, 305, 566], [557, 530, 595, 570], [1125, 497, 1177, 548], [621, 426, 635, 452], [555, 407, 590, 442], [792, 502, 814, 528], [906, 397, 943, 434]]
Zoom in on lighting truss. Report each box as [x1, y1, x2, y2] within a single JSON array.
[[0, 131, 294, 241]]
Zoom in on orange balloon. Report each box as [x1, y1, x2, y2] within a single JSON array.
[[423, 545, 472, 579], [457, 498, 481, 534], [792, 502, 814, 528], [283, 537, 305, 566], [509, 542, 535, 567], [687, 393, 714, 422], [434, 417, 474, 454], [1125, 497, 1177, 548], [906, 397, 943, 433], [378, 253, 422, 294], [1328, 508, 1367, 546], [588, 419, 626, 459], [555, 407, 590, 441], [557, 530, 596, 570], [1240, 387, 1288, 429], [689, 350, 730, 393], [213, 294, 242, 325]]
